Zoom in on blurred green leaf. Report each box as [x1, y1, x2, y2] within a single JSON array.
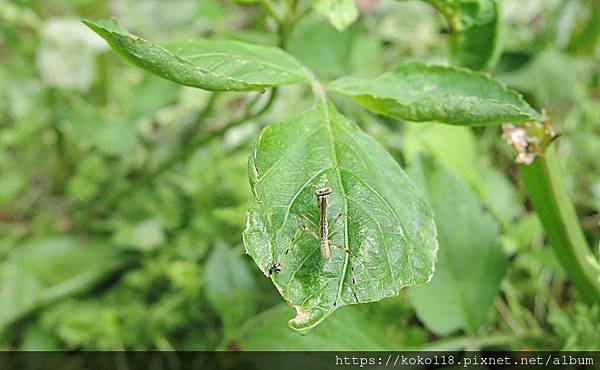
[[478, 166, 522, 228], [244, 102, 437, 333], [408, 157, 506, 335], [567, 0, 600, 55], [422, 0, 494, 31], [330, 63, 541, 126], [313, 0, 359, 31], [204, 244, 258, 332], [420, 0, 500, 70], [403, 123, 521, 229], [0, 237, 127, 334], [287, 16, 355, 79], [83, 18, 310, 91], [236, 304, 391, 351], [447, 1, 500, 71], [114, 218, 166, 252], [402, 123, 479, 188]]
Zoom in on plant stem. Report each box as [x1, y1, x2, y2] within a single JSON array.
[[520, 144, 600, 303], [102, 89, 278, 210], [151, 89, 277, 179], [259, 0, 283, 24]]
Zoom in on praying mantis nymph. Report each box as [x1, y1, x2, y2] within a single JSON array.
[[276, 131, 361, 301], [315, 186, 333, 259], [290, 131, 360, 261]]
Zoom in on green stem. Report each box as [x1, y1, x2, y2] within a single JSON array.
[[259, 0, 283, 24], [520, 145, 600, 303], [102, 88, 279, 209], [151, 89, 277, 178]]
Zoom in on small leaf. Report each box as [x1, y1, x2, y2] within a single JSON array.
[[313, 0, 359, 31], [83, 18, 310, 91], [422, 0, 495, 31], [408, 157, 507, 335], [447, 7, 500, 71], [329, 63, 541, 126], [419, 0, 500, 70], [0, 237, 127, 334], [236, 304, 391, 351], [243, 102, 437, 333]]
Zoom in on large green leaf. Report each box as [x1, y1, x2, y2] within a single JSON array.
[[243, 102, 437, 333], [408, 157, 507, 335], [421, 0, 500, 70], [0, 237, 127, 334], [313, 0, 359, 31], [329, 63, 541, 126], [83, 18, 310, 91]]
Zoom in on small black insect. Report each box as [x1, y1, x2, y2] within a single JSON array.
[[268, 262, 282, 275]]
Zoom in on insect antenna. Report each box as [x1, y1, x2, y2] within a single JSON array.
[[322, 130, 361, 189]]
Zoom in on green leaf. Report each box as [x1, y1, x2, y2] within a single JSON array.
[[329, 63, 541, 126], [313, 0, 359, 31], [0, 237, 127, 334], [236, 304, 391, 351], [478, 166, 522, 228], [408, 157, 507, 335], [204, 244, 258, 333], [422, 0, 493, 31], [402, 123, 479, 188], [243, 102, 437, 333], [83, 18, 310, 91], [421, 0, 501, 70]]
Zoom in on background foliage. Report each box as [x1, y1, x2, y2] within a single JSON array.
[[1, 0, 599, 351]]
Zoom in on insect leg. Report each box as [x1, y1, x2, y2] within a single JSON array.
[[286, 214, 320, 255]]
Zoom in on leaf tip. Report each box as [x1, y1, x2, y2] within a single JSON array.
[[288, 304, 333, 334]]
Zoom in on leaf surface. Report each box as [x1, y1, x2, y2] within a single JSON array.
[[83, 18, 310, 91], [243, 102, 437, 333], [329, 63, 541, 126], [408, 157, 507, 335]]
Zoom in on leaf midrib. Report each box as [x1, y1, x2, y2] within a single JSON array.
[[178, 52, 306, 79], [319, 103, 350, 308]]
